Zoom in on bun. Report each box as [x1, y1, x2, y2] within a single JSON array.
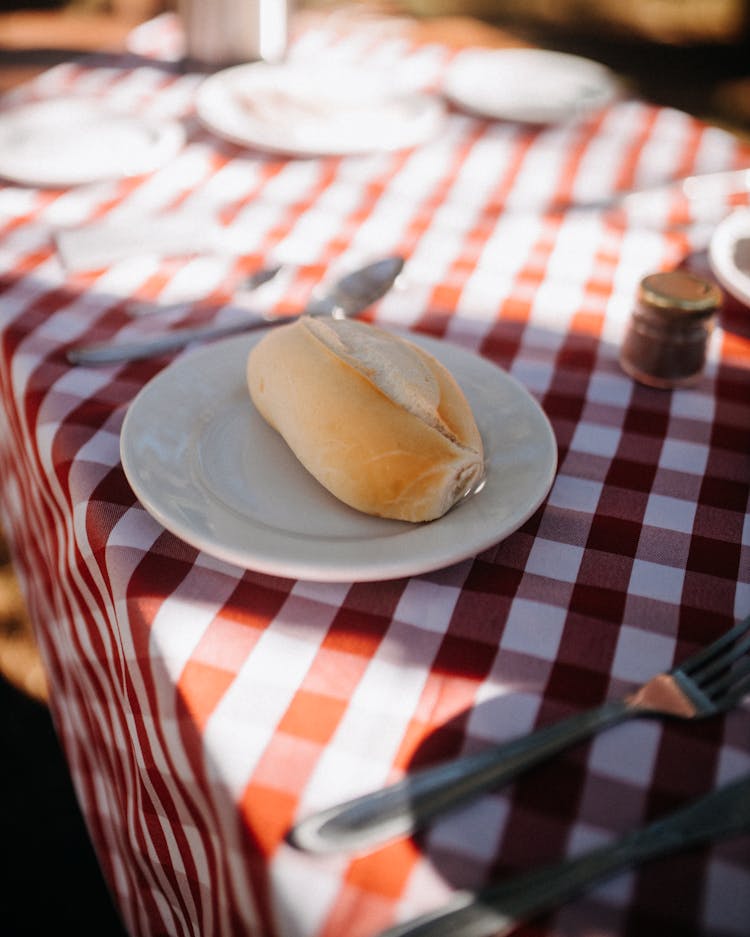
[[247, 317, 484, 522]]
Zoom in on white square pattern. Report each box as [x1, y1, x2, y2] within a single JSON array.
[[587, 371, 633, 407], [611, 624, 677, 683], [467, 690, 541, 745], [588, 719, 661, 785], [525, 538, 584, 583], [628, 559, 685, 605], [659, 438, 709, 475], [570, 422, 622, 458], [643, 493, 697, 534], [395, 579, 462, 635], [548, 475, 603, 514], [501, 599, 567, 659]]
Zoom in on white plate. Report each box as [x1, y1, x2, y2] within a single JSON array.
[[442, 48, 620, 124], [195, 62, 445, 156], [120, 330, 557, 582], [708, 208, 750, 307], [0, 97, 185, 187]]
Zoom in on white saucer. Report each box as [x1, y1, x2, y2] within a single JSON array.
[[195, 62, 445, 157], [708, 208, 750, 307], [120, 330, 557, 582], [442, 48, 620, 124], [0, 97, 185, 187]]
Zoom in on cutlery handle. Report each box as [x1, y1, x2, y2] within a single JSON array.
[[66, 313, 289, 365], [66, 254, 402, 366], [378, 773, 750, 937], [289, 700, 632, 854]]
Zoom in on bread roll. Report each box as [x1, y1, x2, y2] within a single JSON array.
[[247, 317, 484, 522]]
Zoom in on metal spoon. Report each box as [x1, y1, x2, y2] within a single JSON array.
[[66, 255, 405, 366]]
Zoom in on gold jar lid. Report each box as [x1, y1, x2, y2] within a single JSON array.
[[639, 271, 722, 317]]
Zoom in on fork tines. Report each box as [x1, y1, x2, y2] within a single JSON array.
[[679, 614, 750, 707]]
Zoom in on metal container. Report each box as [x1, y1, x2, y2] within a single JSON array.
[[179, 0, 290, 68]]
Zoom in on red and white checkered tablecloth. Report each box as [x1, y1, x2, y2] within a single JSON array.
[[0, 10, 749, 937]]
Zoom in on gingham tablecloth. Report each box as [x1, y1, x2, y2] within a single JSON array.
[[0, 10, 749, 937]]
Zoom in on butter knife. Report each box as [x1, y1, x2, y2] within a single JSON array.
[[377, 773, 750, 937]]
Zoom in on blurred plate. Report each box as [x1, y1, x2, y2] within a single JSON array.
[[708, 208, 750, 307], [442, 48, 620, 124], [195, 62, 445, 156], [0, 97, 184, 188], [121, 330, 557, 582]]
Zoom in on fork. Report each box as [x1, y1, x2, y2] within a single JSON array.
[[288, 615, 750, 854]]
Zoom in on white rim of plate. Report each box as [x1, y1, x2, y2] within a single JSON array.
[[0, 97, 185, 187], [442, 47, 620, 124], [195, 61, 445, 156], [708, 208, 750, 308]]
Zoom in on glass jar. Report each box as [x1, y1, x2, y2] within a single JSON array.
[[619, 270, 721, 389]]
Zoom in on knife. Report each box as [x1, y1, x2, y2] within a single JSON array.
[[377, 773, 750, 937]]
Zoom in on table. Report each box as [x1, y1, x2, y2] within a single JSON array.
[[0, 9, 748, 937]]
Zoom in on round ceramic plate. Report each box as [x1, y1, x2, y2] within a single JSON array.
[[708, 208, 750, 307], [0, 97, 185, 188], [442, 48, 620, 124], [120, 330, 557, 582], [195, 62, 445, 156]]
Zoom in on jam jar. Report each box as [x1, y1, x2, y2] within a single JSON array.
[[619, 270, 722, 389]]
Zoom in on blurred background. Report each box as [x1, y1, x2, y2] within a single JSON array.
[[1, 0, 749, 133], [0, 0, 748, 934]]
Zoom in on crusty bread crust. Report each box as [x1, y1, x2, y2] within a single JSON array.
[[247, 318, 484, 522]]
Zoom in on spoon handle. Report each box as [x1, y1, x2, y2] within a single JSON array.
[[66, 312, 292, 366], [66, 254, 403, 366]]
